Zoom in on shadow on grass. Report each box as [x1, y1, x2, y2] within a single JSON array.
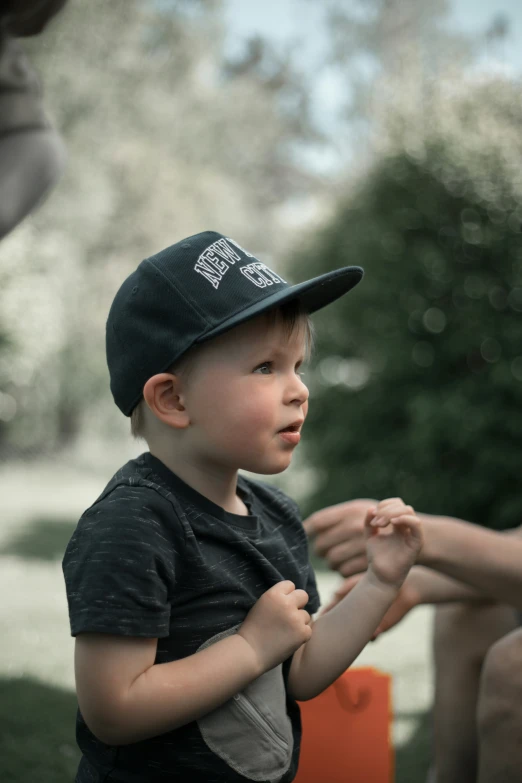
[[0, 675, 80, 782], [0, 517, 76, 561], [395, 710, 432, 783]]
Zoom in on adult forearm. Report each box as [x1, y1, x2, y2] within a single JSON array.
[[288, 571, 398, 701], [411, 565, 491, 604], [99, 634, 262, 745], [0, 130, 66, 239], [419, 515, 522, 607]]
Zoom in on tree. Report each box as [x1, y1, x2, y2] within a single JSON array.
[[291, 78, 522, 530], [0, 0, 318, 456]]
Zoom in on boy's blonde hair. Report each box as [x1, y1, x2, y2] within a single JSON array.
[[130, 300, 314, 441]]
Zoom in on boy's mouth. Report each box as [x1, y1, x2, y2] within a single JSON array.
[[277, 420, 303, 445]]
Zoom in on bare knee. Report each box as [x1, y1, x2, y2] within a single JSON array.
[[478, 629, 522, 735], [434, 603, 517, 667]]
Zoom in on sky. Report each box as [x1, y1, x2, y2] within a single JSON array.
[[223, 0, 522, 68], [222, 0, 522, 172]]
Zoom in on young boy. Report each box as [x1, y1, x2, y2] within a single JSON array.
[[63, 230, 422, 783]]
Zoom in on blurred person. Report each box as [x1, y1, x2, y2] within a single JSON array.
[[62, 231, 423, 782], [0, 0, 68, 240], [304, 499, 522, 783]]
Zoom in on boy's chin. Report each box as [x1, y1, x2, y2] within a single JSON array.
[[241, 455, 294, 476]]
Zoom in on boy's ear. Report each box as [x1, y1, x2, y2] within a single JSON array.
[[143, 373, 189, 429]]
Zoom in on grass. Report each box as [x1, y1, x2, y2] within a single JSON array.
[[0, 676, 81, 782], [0, 674, 431, 783], [395, 710, 433, 783], [0, 518, 76, 561]]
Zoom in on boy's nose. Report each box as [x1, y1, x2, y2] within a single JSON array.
[[286, 374, 309, 406]]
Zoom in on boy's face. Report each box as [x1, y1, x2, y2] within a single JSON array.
[[180, 313, 309, 475]]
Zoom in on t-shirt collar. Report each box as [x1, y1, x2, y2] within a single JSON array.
[[140, 452, 259, 531]]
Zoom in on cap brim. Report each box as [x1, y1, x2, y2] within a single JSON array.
[[197, 265, 364, 343]]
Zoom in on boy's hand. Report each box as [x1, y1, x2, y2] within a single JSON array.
[[303, 499, 377, 576], [319, 570, 422, 638], [238, 581, 312, 674], [365, 498, 423, 590]]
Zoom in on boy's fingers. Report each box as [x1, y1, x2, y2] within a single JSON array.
[[292, 588, 310, 608], [376, 497, 404, 509], [364, 507, 378, 523], [377, 499, 415, 518], [369, 515, 390, 528], [390, 514, 420, 526], [390, 515, 423, 538]]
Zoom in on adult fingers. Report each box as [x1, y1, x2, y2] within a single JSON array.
[[303, 499, 377, 536], [324, 540, 366, 569], [339, 554, 368, 578], [302, 504, 349, 536], [314, 524, 366, 558]]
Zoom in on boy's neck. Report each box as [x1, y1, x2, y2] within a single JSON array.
[[148, 444, 249, 516]]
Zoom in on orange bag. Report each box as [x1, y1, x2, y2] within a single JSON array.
[[294, 667, 394, 783]]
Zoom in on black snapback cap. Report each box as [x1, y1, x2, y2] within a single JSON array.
[[106, 230, 363, 415]]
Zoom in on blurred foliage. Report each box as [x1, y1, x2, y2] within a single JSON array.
[[0, 676, 80, 781], [0, 0, 319, 458], [394, 710, 432, 783], [0, 517, 76, 561], [292, 81, 522, 529]]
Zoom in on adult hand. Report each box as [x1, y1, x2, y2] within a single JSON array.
[[303, 499, 377, 576]]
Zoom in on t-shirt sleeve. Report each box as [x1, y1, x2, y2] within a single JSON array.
[[62, 485, 183, 638]]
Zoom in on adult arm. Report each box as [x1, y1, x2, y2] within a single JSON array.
[[419, 514, 522, 608], [320, 566, 494, 639], [0, 28, 66, 239], [304, 500, 522, 609]]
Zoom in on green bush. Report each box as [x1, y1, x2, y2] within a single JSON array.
[[294, 146, 522, 529]]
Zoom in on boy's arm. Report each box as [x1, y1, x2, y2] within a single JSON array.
[[289, 497, 422, 701], [75, 631, 263, 746], [288, 570, 398, 701], [320, 565, 491, 620]]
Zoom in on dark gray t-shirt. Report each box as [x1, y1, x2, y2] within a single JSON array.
[[63, 452, 320, 783]]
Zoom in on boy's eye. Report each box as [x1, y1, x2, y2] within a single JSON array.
[[253, 362, 273, 375]]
